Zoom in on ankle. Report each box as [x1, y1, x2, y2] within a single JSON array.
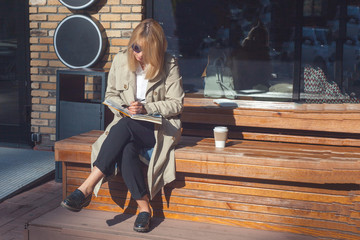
[[139, 205, 151, 213], [137, 196, 151, 213], [77, 186, 92, 197]]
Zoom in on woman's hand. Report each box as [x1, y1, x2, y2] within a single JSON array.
[[128, 101, 147, 115]]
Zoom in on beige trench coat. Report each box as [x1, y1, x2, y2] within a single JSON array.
[[91, 50, 184, 199]]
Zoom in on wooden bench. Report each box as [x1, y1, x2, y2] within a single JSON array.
[[55, 98, 360, 239]]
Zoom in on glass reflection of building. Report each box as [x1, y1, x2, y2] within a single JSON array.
[[151, 0, 360, 103]]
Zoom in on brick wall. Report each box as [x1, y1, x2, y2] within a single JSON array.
[[29, 0, 144, 150]]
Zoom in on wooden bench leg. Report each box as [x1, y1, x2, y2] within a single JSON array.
[[62, 161, 67, 200]]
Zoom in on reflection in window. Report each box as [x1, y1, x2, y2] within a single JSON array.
[[302, 1, 360, 103], [151, 0, 360, 103], [0, 0, 20, 124], [344, 4, 360, 100], [304, 0, 325, 17], [154, 0, 296, 101]]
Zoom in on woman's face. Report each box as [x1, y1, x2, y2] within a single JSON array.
[[132, 43, 144, 65]]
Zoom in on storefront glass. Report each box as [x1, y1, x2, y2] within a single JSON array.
[[301, 0, 360, 103], [0, 0, 30, 145], [150, 0, 360, 103]]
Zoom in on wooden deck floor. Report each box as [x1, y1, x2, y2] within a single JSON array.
[[0, 180, 62, 240], [26, 206, 317, 240], [1, 180, 316, 240]]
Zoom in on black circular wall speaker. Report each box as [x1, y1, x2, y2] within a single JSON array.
[[59, 0, 97, 10], [54, 14, 107, 69]]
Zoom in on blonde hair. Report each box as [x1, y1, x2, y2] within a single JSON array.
[[128, 19, 168, 80]]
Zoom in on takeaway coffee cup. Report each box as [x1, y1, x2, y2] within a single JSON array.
[[213, 126, 228, 148]]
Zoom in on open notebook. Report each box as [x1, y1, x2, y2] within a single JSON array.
[[103, 99, 162, 124]]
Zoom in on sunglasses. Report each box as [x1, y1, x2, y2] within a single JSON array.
[[131, 44, 142, 53]]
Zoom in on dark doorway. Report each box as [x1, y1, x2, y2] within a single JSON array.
[[0, 0, 31, 146]]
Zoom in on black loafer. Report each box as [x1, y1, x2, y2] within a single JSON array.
[[133, 212, 151, 232], [61, 189, 91, 212]]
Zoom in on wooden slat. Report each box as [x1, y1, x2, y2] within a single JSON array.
[[181, 111, 360, 134], [59, 151, 360, 184], [176, 144, 360, 165], [66, 169, 358, 217], [84, 196, 355, 231], [57, 138, 360, 189], [55, 150, 91, 163], [67, 167, 359, 198], [62, 161, 360, 239], [182, 98, 360, 134], [182, 129, 360, 147], [178, 136, 360, 155], [159, 211, 358, 240], [62, 161, 67, 200], [66, 181, 354, 223], [66, 165, 359, 197], [183, 97, 360, 112], [65, 184, 358, 235], [56, 135, 360, 183], [176, 158, 360, 184], [64, 184, 359, 236], [66, 169, 356, 213]]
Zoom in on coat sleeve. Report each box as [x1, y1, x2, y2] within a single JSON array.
[[144, 57, 185, 118], [104, 53, 128, 115]]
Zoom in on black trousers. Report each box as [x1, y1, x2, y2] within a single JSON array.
[[93, 117, 155, 200]]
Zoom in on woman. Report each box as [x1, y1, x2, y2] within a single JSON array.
[[61, 18, 184, 233]]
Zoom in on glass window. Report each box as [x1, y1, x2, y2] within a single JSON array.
[[0, 0, 30, 144], [344, 3, 360, 100], [302, 1, 360, 103], [150, 0, 360, 103], [0, 0, 19, 124], [302, 0, 339, 103]]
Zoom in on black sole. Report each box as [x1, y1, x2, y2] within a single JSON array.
[[133, 226, 150, 233], [60, 201, 82, 212], [60, 194, 91, 212]]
